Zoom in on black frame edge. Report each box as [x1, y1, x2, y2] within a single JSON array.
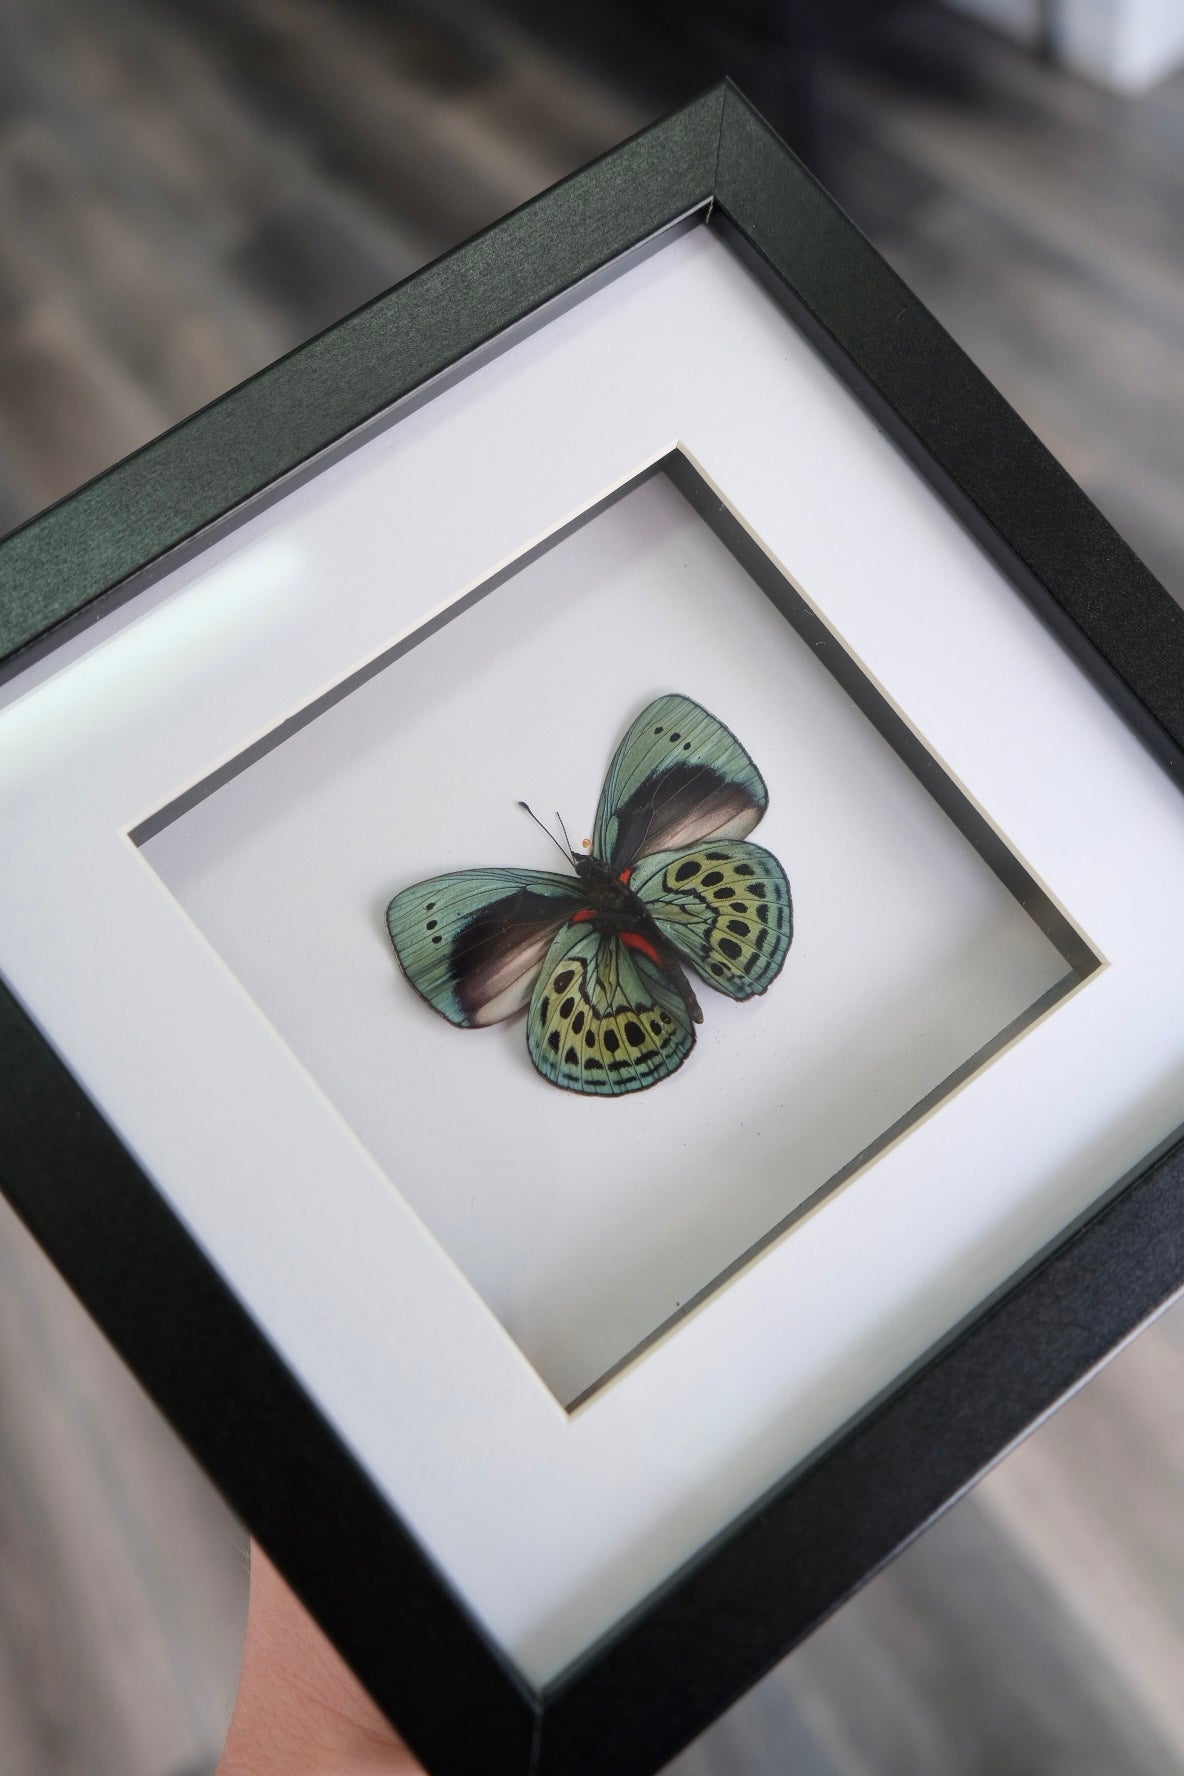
[[0, 85, 725, 667], [0, 980, 540, 1776], [712, 85, 1184, 780], [538, 1131, 1184, 1775]]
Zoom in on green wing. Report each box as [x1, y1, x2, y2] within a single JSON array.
[[592, 694, 769, 871], [630, 841, 792, 1000], [526, 921, 696, 1095], [387, 869, 584, 1027]]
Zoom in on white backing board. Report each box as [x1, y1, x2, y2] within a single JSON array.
[[142, 473, 1072, 1405]]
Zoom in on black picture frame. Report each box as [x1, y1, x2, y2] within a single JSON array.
[[1, 83, 1183, 1776]]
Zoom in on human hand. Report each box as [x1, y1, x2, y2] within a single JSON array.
[[217, 1542, 424, 1775]]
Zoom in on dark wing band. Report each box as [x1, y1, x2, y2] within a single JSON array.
[[593, 694, 768, 870], [387, 869, 585, 1027]]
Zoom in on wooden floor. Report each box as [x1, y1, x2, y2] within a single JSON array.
[[0, 1, 1182, 1771]]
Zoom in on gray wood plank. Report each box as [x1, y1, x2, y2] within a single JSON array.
[[0, 1198, 245, 1776], [676, 1303, 1184, 1776], [0, 119, 248, 430], [825, 6, 1184, 600], [0, 284, 167, 508], [978, 1304, 1184, 1759], [0, 3, 1182, 1773]]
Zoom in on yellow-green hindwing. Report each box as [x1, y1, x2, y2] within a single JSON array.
[[630, 841, 792, 1000], [527, 923, 695, 1095]]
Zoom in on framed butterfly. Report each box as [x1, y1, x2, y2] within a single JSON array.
[[386, 694, 793, 1096]]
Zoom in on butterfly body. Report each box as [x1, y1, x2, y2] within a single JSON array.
[[387, 694, 792, 1096], [560, 853, 706, 1025]]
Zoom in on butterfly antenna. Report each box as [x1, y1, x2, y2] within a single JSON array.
[[518, 801, 576, 865], [555, 810, 577, 855]]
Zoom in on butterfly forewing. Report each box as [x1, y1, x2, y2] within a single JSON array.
[[387, 869, 585, 1027], [527, 922, 695, 1095], [631, 841, 792, 1000], [593, 693, 769, 871]]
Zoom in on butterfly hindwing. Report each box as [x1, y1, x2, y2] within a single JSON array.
[[631, 841, 792, 1000], [593, 693, 769, 871], [527, 920, 696, 1095], [387, 869, 585, 1028]]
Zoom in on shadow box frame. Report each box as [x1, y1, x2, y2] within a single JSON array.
[[2, 81, 1184, 1776]]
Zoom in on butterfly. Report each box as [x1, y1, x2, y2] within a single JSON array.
[[386, 694, 792, 1096]]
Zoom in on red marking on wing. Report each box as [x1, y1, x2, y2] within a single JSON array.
[[618, 867, 633, 885], [569, 907, 598, 924], [620, 930, 661, 964]]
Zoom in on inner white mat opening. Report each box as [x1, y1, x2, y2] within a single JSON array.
[[142, 471, 1075, 1406]]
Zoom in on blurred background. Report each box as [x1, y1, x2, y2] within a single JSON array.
[[1, 0, 1183, 1771]]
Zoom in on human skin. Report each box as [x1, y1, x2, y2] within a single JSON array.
[[217, 1545, 424, 1775]]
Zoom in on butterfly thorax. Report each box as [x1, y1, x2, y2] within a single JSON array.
[[570, 852, 648, 923], [566, 852, 703, 1025]]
